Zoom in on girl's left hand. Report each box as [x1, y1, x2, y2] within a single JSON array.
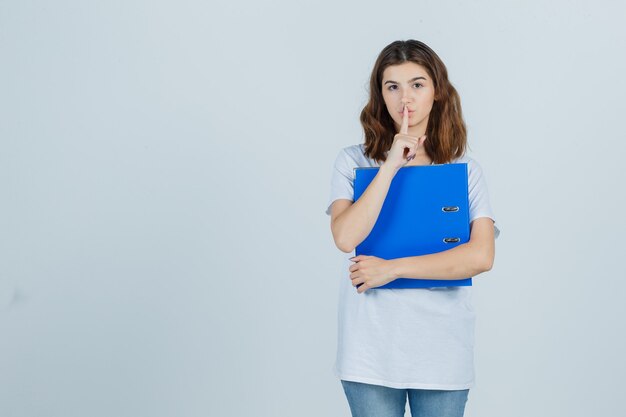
[[348, 255, 396, 293]]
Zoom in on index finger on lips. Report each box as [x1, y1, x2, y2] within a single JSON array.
[[400, 104, 409, 135]]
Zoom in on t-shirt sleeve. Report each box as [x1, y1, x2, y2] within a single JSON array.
[[467, 159, 501, 239], [325, 148, 355, 216]]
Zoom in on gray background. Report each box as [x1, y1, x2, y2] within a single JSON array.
[[1, 0, 625, 416]]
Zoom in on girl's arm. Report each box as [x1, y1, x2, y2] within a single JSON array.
[[348, 218, 496, 292], [331, 107, 426, 253], [388, 217, 496, 280], [330, 164, 398, 253]]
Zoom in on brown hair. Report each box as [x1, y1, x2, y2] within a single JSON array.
[[361, 39, 468, 164]]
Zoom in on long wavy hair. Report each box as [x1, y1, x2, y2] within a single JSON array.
[[361, 40, 468, 164]]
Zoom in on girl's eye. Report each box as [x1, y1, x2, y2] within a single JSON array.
[[386, 83, 423, 91]]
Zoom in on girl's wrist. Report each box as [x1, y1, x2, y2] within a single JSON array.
[[387, 258, 403, 280], [380, 161, 400, 176]]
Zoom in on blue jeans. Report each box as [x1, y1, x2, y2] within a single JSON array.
[[340, 380, 469, 417]]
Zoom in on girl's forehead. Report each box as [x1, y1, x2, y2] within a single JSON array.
[[382, 62, 430, 80]]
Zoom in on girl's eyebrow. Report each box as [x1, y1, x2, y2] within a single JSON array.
[[384, 76, 427, 85]]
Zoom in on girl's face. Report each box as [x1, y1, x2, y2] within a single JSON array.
[[381, 62, 435, 134]]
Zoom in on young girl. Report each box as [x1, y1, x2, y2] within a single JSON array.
[[326, 40, 500, 417]]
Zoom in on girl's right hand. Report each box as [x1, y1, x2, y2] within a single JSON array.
[[382, 105, 427, 172]]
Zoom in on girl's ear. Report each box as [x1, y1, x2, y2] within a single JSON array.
[[433, 87, 441, 101]]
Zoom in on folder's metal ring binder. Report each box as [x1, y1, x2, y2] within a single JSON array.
[[442, 206, 460, 212], [443, 237, 461, 243]]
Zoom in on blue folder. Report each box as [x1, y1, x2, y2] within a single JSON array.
[[353, 163, 472, 289]]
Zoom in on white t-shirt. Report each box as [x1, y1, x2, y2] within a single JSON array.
[[325, 143, 500, 390]]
